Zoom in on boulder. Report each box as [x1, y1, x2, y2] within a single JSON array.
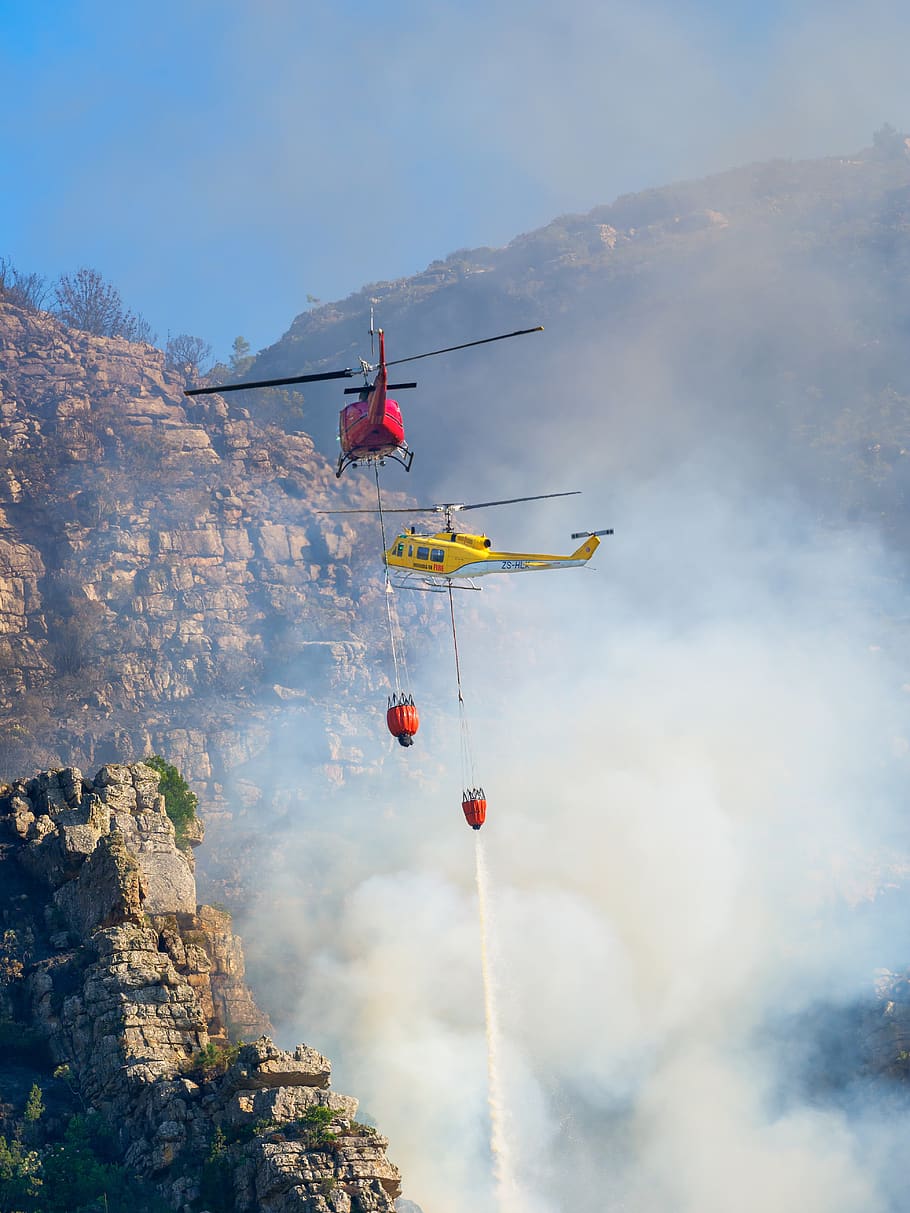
[[54, 830, 143, 935]]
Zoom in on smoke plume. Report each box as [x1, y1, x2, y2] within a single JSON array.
[[232, 462, 910, 1212]]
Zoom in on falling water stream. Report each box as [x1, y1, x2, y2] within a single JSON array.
[[475, 834, 522, 1212]]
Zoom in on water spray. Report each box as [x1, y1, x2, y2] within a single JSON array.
[[475, 834, 521, 1212]]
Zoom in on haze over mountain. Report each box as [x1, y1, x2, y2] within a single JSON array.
[[240, 130, 910, 558], [3, 138, 910, 1212], [217, 135, 910, 1212]]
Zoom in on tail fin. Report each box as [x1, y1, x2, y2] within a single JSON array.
[[569, 529, 613, 561], [570, 536, 599, 562], [368, 328, 389, 426]]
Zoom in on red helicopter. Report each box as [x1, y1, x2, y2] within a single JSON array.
[[185, 320, 543, 478]]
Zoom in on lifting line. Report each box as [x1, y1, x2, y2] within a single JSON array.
[[374, 464, 410, 697], [448, 582, 478, 794]]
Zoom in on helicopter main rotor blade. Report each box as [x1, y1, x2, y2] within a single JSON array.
[[185, 326, 543, 396], [316, 491, 580, 517], [458, 491, 580, 511], [385, 326, 544, 369], [185, 368, 355, 397], [317, 507, 439, 515]]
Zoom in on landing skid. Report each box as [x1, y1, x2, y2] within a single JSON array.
[[390, 571, 481, 593], [336, 443, 414, 479]]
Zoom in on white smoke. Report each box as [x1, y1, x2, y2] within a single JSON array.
[[235, 470, 910, 1212], [6, 2, 910, 1206]]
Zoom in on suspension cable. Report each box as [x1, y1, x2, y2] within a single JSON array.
[[447, 583, 464, 705], [448, 583, 477, 791], [374, 462, 391, 558], [374, 464, 409, 695]]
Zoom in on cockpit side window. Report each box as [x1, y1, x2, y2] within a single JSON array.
[[396, 543, 404, 556]]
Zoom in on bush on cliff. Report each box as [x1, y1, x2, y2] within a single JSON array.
[[0, 1110, 169, 1213], [301, 1104, 337, 1149], [143, 755, 198, 850], [199, 1126, 234, 1213], [183, 1040, 242, 1081], [0, 1133, 41, 1207]]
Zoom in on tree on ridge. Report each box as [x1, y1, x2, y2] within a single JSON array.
[[53, 267, 155, 343]]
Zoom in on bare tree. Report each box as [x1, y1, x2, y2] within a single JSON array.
[[0, 256, 49, 312], [53, 266, 155, 342], [10, 271, 50, 312], [119, 309, 157, 345], [165, 333, 213, 380], [53, 267, 124, 335]]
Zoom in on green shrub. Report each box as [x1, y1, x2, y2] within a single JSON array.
[[24, 1085, 44, 1124], [143, 755, 198, 849], [0, 927, 33, 985], [199, 1126, 234, 1213], [301, 1105, 337, 1149], [0, 1133, 41, 1207], [184, 1040, 242, 1081], [0, 1104, 170, 1212], [38, 1112, 170, 1212]]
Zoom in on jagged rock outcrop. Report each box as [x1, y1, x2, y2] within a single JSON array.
[[0, 761, 402, 1211]]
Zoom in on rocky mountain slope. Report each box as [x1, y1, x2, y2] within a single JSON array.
[[0, 301, 448, 890], [244, 136, 910, 544], [5, 140, 910, 843], [4, 142, 910, 1210], [0, 761, 402, 1211]]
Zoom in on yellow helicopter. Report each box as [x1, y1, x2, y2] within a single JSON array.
[[325, 492, 612, 590]]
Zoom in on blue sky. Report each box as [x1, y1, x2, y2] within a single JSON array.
[[0, 0, 906, 360]]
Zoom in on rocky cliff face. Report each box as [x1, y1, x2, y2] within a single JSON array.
[[0, 298, 447, 918], [0, 761, 402, 1212], [0, 300, 415, 807]]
